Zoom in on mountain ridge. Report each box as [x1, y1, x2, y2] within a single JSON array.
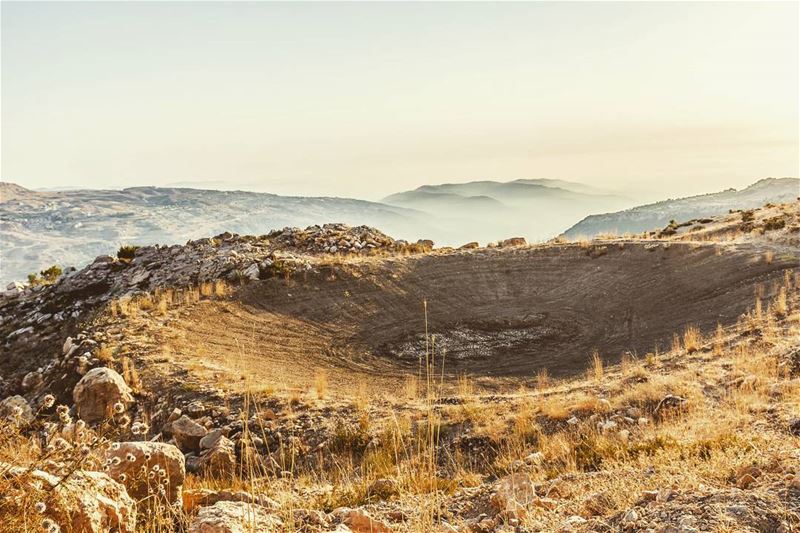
[[564, 177, 799, 238]]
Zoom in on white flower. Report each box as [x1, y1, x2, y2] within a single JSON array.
[[35, 502, 46, 513], [42, 394, 55, 408], [112, 402, 125, 414]]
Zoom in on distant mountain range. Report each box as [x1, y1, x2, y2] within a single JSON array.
[[0, 185, 425, 285], [382, 179, 634, 244], [564, 178, 799, 238], [2, 177, 797, 284]]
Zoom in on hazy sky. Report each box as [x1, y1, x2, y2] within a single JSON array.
[[1, 1, 797, 200]]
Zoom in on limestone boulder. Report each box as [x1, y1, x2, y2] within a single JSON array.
[[73, 367, 134, 423], [2, 462, 136, 533], [188, 501, 282, 533], [106, 441, 185, 505]]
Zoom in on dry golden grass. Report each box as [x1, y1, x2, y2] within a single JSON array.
[[95, 344, 115, 364], [773, 287, 789, 317], [589, 350, 603, 382], [535, 368, 550, 390], [313, 370, 328, 399], [682, 325, 702, 354], [712, 323, 725, 356], [5, 275, 799, 533], [456, 373, 474, 398]]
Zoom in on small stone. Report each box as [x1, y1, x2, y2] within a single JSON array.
[[335, 508, 393, 533], [622, 509, 638, 524], [524, 451, 544, 465]]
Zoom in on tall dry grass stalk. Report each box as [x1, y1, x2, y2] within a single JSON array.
[[314, 370, 328, 400], [536, 368, 550, 391], [682, 326, 701, 354], [589, 350, 603, 382], [712, 324, 725, 356]]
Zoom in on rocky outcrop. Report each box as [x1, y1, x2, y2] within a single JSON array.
[[500, 237, 527, 247], [106, 441, 186, 505], [73, 367, 134, 423], [187, 501, 282, 533]]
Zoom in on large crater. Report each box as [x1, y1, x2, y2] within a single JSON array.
[[169, 242, 796, 390]]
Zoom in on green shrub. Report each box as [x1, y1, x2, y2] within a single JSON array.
[[763, 216, 786, 231], [39, 265, 62, 283], [27, 265, 62, 286], [117, 245, 140, 260]]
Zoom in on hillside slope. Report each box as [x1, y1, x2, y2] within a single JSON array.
[[564, 177, 799, 238]]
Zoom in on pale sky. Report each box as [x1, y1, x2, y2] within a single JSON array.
[[1, 1, 797, 200]]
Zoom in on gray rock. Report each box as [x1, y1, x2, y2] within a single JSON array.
[[172, 415, 207, 452], [0, 395, 34, 422]]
